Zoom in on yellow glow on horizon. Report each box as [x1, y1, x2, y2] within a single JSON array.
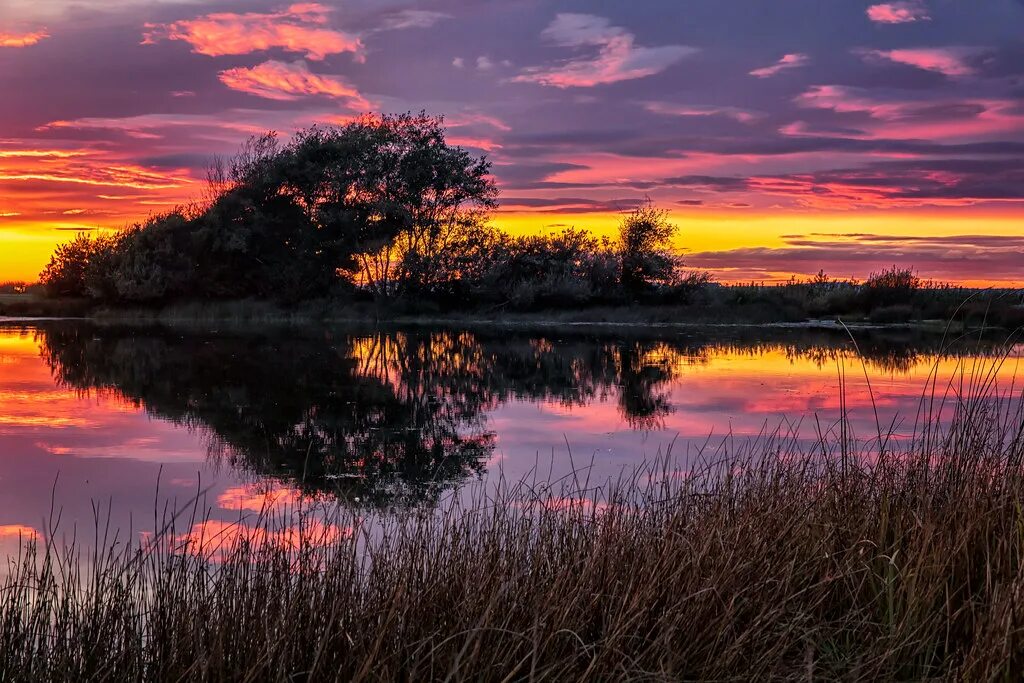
[[494, 209, 1024, 285], [495, 209, 1024, 247], [0, 229, 66, 283], [2, 209, 1022, 285]]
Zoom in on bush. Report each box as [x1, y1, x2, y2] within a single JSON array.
[[41, 113, 498, 305], [39, 233, 92, 297], [993, 305, 1024, 330], [507, 274, 597, 310], [863, 266, 921, 308], [619, 204, 681, 294]]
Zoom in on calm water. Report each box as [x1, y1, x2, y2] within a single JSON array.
[[0, 321, 1019, 553]]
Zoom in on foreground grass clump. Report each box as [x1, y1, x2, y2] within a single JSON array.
[[4, 391, 1024, 680]]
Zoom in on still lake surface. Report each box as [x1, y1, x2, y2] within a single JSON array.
[[0, 321, 1020, 553]]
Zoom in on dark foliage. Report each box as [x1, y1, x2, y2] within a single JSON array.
[[38, 114, 714, 310], [863, 265, 922, 309], [40, 114, 498, 304], [36, 114, 1019, 324], [618, 203, 681, 294]]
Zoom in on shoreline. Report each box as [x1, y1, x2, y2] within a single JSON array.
[[0, 312, 993, 339], [2, 291, 1020, 334]]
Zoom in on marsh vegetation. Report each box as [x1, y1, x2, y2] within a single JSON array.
[[5, 366, 1024, 680]]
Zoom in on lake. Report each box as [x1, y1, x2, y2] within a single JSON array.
[[0, 321, 1019, 554]]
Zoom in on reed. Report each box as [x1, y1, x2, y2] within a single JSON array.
[[3, 359, 1024, 680]]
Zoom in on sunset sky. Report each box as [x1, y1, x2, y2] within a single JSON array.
[[1, 0, 1023, 284]]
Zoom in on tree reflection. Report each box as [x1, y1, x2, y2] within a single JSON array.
[[36, 324, 1009, 506]]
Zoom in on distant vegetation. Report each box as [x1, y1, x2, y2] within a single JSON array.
[[28, 112, 1024, 326]]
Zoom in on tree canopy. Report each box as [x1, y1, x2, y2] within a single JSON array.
[[41, 113, 498, 302], [39, 112, 703, 309]]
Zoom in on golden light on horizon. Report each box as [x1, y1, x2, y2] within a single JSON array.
[[3, 207, 1022, 285]]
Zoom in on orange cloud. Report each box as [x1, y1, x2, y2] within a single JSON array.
[[143, 3, 362, 61], [0, 143, 200, 281], [219, 60, 370, 107], [0, 149, 85, 159], [0, 30, 49, 48], [0, 163, 191, 190]]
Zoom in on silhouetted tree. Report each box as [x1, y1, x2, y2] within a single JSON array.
[[39, 232, 119, 298], [618, 204, 681, 294], [41, 114, 498, 304]]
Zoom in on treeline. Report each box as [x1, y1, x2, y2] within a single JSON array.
[[39, 113, 701, 309], [35, 112, 1023, 324]]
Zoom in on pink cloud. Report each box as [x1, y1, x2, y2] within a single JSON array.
[[446, 113, 512, 132], [688, 234, 1024, 285], [0, 524, 38, 540], [143, 3, 362, 62], [866, 2, 931, 24], [446, 135, 503, 151], [794, 85, 1024, 140], [514, 14, 696, 88], [0, 30, 49, 48], [644, 102, 760, 123], [794, 85, 884, 114], [217, 484, 312, 512], [860, 47, 978, 76], [749, 53, 809, 78], [218, 60, 370, 107]]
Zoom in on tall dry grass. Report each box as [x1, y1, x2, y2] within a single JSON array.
[[3, 353, 1024, 680]]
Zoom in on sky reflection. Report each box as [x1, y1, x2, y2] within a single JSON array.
[[0, 323, 1019, 549]]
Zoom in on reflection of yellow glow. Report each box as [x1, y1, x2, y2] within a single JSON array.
[[0, 333, 38, 354], [0, 415, 95, 427]]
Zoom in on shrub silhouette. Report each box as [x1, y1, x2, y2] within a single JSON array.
[[863, 266, 921, 309], [41, 113, 498, 304], [618, 203, 681, 294]]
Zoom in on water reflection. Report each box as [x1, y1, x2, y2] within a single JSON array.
[[33, 323, 1013, 506]]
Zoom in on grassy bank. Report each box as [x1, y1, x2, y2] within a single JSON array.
[[4, 369, 1024, 680], [0, 292, 91, 319], [5, 280, 1023, 330]]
